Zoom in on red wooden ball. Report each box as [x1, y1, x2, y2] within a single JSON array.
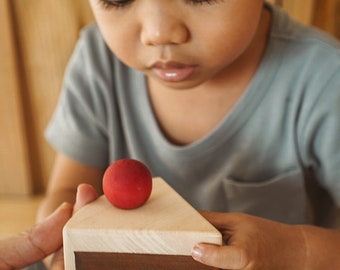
[[102, 159, 153, 209]]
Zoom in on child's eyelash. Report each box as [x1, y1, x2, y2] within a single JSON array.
[[98, 0, 220, 10], [98, 0, 133, 10], [186, 0, 220, 5]]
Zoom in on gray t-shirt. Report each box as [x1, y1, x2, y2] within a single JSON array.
[[46, 4, 340, 225]]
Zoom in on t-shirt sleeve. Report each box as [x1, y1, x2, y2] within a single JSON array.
[[45, 25, 111, 168]]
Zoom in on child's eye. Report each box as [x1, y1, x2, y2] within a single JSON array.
[[185, 0, 220, 5], [97, 0, 220, 10], [98, 0, 134, 10]]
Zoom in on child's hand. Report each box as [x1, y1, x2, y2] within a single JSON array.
[[192, 212, 306, 270], [48, 184, 99, 270]]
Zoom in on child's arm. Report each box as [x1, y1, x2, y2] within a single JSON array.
[[192, 212, 340, 269], [37, 153, 104, 222]]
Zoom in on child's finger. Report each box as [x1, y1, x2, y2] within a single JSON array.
[[73, 183, 98, 213], [200, 211, 241, 230], [192, 243, 248, 270]]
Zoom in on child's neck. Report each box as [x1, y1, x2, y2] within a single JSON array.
[[147, 74, 250, 145]]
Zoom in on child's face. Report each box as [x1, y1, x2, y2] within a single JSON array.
[[89, 0, 267, 90]]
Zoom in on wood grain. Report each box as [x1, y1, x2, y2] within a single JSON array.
[[0, 0, 32, 195], [63, 178, 222, 270], [313, 0, 339, 37], [279, 0, 315, 25], [10, 0, 94, 192]]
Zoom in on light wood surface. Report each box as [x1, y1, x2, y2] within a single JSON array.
[[0, 0, 32, 195], [0, 0, 94, 196], [63, 178, 222, 270], [280, 0, 315, 25], [0, 195, 42, 239]]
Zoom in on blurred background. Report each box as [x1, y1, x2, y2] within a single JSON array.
[[0, 0, 339, 238]]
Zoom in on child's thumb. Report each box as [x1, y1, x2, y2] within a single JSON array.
[[191, 243, 248, 269], [73, 183, 98, 213]]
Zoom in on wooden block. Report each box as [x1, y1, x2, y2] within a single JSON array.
[[64, 177, 222, 270]]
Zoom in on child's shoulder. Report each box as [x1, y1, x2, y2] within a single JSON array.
[[268, 3, 340, 53], [77, 23, 107, 51], [80, 23, 101, 38], [68, 23, 120, 76]]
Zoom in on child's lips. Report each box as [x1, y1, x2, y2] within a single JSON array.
[[151, 61, 196, 82]]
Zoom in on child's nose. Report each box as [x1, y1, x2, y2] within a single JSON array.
[[140, 11, 189, 46]]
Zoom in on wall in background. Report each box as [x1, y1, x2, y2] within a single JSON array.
[[0, 0, 94, 195]]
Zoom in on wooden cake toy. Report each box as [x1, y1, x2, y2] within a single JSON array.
[[63, 159, 222, 270]]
